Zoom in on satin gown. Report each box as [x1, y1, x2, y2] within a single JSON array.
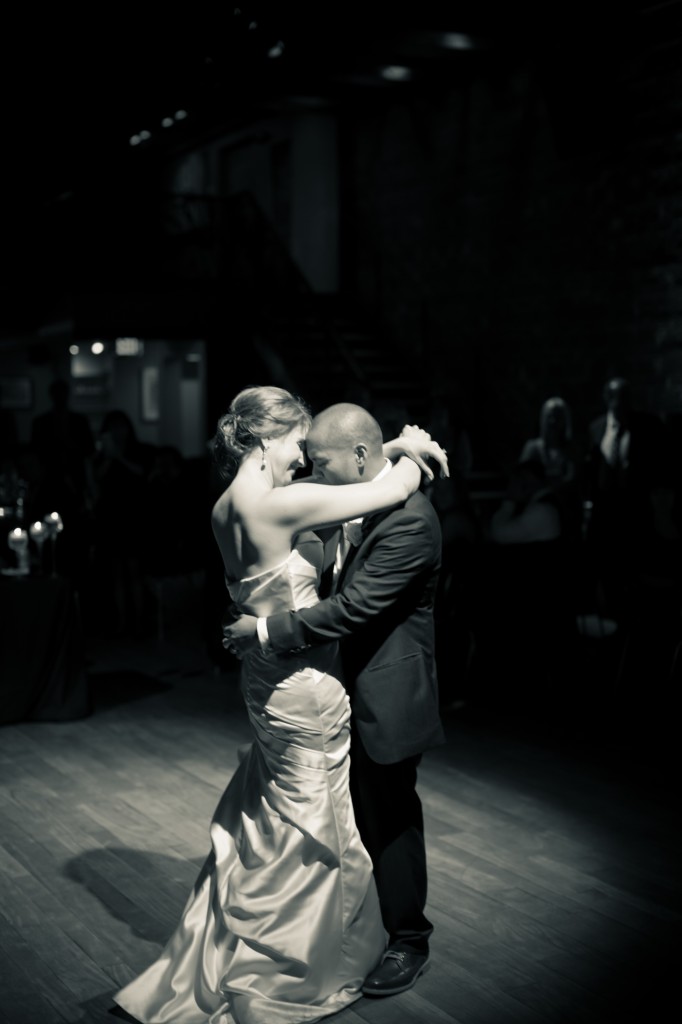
[[114, 533, 386, 1024]]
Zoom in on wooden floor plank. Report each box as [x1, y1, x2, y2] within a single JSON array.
[[0, 919, 89, 1022], [431, 830, 681, 942], [0, 840, 165, 976], [354, 983, 465, 1023]]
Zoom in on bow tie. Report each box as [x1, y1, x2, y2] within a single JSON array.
[[342, 520, 364, 547]]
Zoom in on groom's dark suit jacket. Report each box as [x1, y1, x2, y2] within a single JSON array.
[[266, 491, 445, 765]]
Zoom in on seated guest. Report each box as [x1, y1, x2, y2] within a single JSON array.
[[489, 458, 562, 544], [520, 396, 576, 487], [520, 395, 582, 542]]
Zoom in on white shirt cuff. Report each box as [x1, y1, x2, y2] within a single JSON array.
[[256, 616, 271, 650]]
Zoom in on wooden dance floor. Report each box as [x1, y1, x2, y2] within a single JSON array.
[[0, 619, 678, 1024]]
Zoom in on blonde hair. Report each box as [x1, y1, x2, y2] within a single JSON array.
[[540, 396, 572, 442], [212, 385, 311, 481]]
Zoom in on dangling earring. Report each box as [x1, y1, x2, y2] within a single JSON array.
[[261, 441, 269, 470]]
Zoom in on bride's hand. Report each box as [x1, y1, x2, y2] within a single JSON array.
[[400, 424, 431, 442], [384, 427, 449, 481], [222, 614, 259, 658]]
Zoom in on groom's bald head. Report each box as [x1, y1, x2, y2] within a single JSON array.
[[306, 403, 385, 485], [312, 404, 384, 450]]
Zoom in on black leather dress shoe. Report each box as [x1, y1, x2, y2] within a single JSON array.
[[362, 949, 430, 996]]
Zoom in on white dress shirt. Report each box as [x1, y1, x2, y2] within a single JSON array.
[[600, 411, 630, 467]]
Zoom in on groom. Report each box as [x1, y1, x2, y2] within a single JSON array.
[[223, 403, 445, 996]]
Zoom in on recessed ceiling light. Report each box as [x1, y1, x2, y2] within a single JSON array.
[[380, 65, 412, 82], [439, 32, 475, 50]]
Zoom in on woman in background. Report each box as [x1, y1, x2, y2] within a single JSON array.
[[520, 396, 582, 542]]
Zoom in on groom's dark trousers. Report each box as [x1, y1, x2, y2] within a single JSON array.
[[265, 490, 445, 955]]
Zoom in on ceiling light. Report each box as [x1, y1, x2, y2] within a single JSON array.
[[174, 110, 188, 120], [268, 41, 285, 58], [161, 117, 174, 128], [69, 344, 79, 355], [380, 65, 412, 82], [91, 341, 105, 355], [116, 337, 144, 356], [439, 32, 474, 50]]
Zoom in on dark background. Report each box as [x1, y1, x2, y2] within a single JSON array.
[[2, 1, 681, 467]]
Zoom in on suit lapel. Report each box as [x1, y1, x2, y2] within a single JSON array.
[[321, 501, 405, 595], [335, 508, 388, 590]]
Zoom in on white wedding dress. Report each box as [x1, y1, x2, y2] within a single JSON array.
[[114, 532, 385, 1024]]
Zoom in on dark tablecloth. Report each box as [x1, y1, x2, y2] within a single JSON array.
[[0, 574, 91, 723]]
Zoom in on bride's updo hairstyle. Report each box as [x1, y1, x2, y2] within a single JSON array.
[[213, 385, 312, 481]]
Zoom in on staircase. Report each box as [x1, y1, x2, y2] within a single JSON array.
[[256, 293, 431, 430], [210, 193, 429, 423], [155, 190, 432, 428]]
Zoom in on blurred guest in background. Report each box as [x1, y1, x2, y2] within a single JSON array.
[[489, 458, 562, 545], [87, 410, 156, 636], [30, 378, 95, 518], [520, 396, 582, 543], [520, 396, 576, 487], [30, 378, 96, 582], [584, 376, 665, 620]]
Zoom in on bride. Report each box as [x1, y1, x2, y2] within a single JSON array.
[[113, 385, 443, 1024]]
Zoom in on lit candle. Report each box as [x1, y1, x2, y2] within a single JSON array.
[[30, 521, 47, 544], [44, 512, 63, 576], [7, 527, 29, 572]]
